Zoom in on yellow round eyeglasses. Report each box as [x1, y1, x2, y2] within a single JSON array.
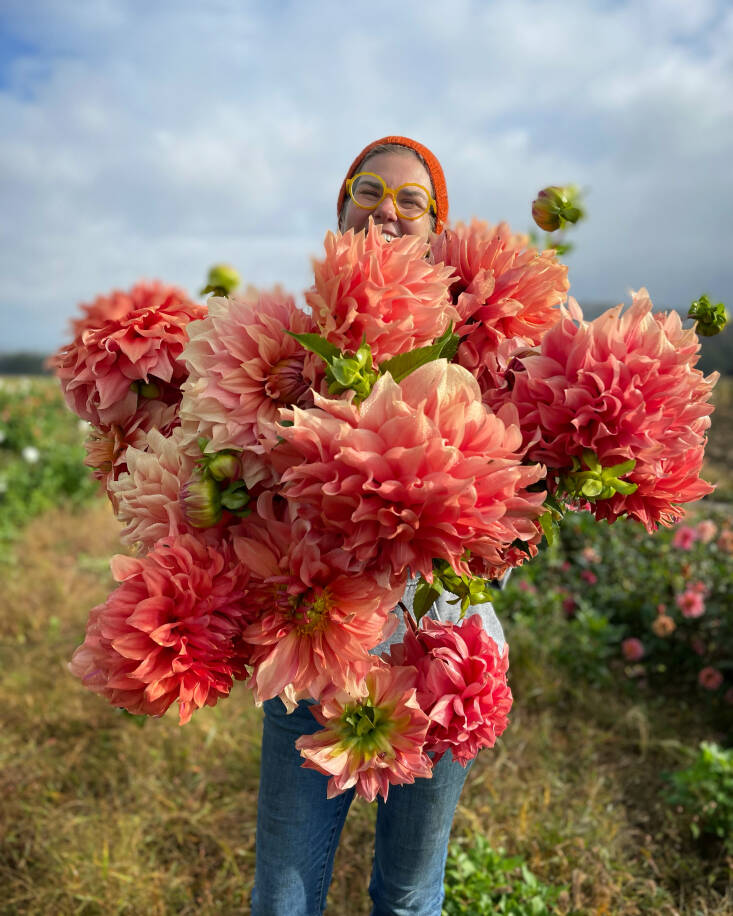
[[345, 171, 436, 220]]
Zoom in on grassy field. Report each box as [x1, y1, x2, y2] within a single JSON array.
[[0, 376, 731, 914]]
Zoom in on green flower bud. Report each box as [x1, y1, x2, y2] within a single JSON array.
[[688, 295, 728, 337], [206, 451, 241, 482], [532, 185, 585, 232], [559, 450, 638, 502], [200, 263, 241, 297], [180, 476, 222, 528], [326, 342, 379, 403]]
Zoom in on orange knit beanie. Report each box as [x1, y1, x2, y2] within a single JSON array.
[[337, 136, 449, 234]]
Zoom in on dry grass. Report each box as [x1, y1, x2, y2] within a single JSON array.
[[1, 501, 731, 915]]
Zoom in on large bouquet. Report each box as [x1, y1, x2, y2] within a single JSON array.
[[52, 215, 719, 801]]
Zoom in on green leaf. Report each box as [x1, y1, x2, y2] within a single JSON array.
[[413, 578, 443, 622], [286, 331, 341, 362], [379, 325, 460, 383]]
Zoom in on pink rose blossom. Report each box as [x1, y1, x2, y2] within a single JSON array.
[[307, 223, 458, 364], [672, 526, 698, 550], [387, 615, 512, 766], [69, 534, 253, 724], [694, 520, 717, 543], [622, 638, 645, 661], [50, 281, 206, 427], [295, 660, 432, 802], [581, 570, 598, 585], [675, 590, 706, 619], [698, 667, 723, 691]]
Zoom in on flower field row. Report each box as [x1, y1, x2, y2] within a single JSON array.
[[0, 376, 97, 546]]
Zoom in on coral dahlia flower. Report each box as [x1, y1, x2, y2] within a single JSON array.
[[231, 494, 403, 703], [295, 660, 432, 801], [69, 534, 253, 725], [278, 360, 546, 583], [431, 220, 569, 382], [499, 291, 718, 530], [306, 222, 458, 364], [179, 289, 313, 482], [387, 615, 512, 765], [50, 281, 206, 427]]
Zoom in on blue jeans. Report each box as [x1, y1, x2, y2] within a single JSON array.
[[251, 698, 473, 916]]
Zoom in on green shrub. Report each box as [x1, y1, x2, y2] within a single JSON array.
[[663, 742, 733, 853], [443, 835, 568, 915]]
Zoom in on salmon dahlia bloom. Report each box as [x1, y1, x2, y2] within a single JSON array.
[[279, 360, 546, 582], [231, 495, 403, 703], [387, 615, 512, 766], [498, 291, 717, 530], [295, 661, 432, 801], [50, 281, 206, 427], [109, 427, 198, 549], [306, 223, 458, 363], [69, 534, 252, 725], [431, 220, 568, 380]]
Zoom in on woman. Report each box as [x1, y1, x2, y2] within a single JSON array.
[[250, 136, 506, 916]]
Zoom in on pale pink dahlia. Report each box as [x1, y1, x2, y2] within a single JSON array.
[[109, 427, 198, 549], [69, 534, 252, 725], [499, 291, 718, 530], [179, 289, 312, 483], [231, 494, 403, 703], [50, 281, 206, 427], [295, 660, 432, 802], [83, 400, 180, 499], [431, 220, 569, 380], [279, 360, 546, 583], [306, 223, 458, 364], [387, 615, 512, 766]]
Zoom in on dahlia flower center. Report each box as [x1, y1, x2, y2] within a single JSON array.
[[265, 356, 309, 405], [337, 699, 395, 759], [289, 588, 333, 635]]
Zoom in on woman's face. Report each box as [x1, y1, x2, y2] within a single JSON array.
[[341, 151, 435, 242]]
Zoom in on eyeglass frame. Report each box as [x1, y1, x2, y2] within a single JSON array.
[[344, 171, 437, 221]]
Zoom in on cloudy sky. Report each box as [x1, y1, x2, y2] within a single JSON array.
[[1, 0, 731, 353]]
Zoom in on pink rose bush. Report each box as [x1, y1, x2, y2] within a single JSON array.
[[53, 206, 720, 800]]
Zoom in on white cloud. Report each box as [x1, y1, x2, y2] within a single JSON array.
[[0, 0, 731, 351]]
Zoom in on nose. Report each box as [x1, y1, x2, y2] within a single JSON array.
[[373, 191, 398, 222]]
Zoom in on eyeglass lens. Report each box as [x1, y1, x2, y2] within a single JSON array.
[[350, 174, 430, 217]]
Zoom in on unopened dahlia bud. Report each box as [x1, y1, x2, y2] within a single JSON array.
[[532, 185, 585, 232], [688, 294, 728, 337], [200, 263, 240, 297], [180, 475, 222, 527], [326, 342, 379, 402], [207, 451, 241, 482]]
